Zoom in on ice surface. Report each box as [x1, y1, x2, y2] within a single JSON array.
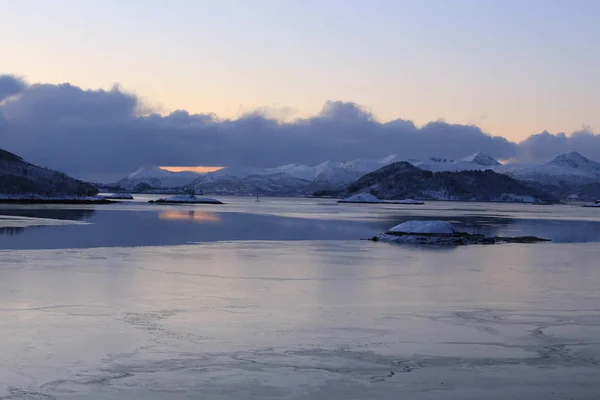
[[389, 220, 457, 234], [1, 241, 599, 399]]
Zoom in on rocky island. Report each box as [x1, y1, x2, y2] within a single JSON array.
[[370, 220, 550, 245]]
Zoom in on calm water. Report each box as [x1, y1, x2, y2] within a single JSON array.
[[1, 196, 600, 248], [1, 197, 599, 399]]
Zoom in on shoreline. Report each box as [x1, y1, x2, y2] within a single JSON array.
[[0, 198, 117, 205]]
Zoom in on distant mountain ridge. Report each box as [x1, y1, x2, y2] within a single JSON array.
[[116, 166, 202, 191], [410, 152, 502, 172], [113, 155, 402, 195], [112, 151, 600, 200], [505, 151, 600, 185], [0, 148, 98, 197]]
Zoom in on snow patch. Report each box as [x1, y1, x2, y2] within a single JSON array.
[[389, 220, 458, 234]]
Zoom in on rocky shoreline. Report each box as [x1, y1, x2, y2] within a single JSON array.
[[371, 231, 550, 245]]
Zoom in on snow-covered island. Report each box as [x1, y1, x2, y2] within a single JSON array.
[[370, 220, 549, 245], [338, 193, 424, 205], [148, 194, 224, 204], [102, 193, 134, 200], [582, 200, 600, 208]]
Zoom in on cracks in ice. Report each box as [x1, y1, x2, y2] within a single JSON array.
[[119, 309, 215, 345]]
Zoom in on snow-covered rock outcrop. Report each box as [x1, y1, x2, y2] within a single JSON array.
[[582, 200, 600, 208], [389, 220, 457, 234], [371, 220, 549, 245], [149, 195, 223, 204], [103, 193, 134, 200]]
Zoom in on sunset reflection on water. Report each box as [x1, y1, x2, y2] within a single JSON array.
[[159, 210, 221, 223]]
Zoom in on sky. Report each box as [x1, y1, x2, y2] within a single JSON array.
[[1, 0, 600, 181]]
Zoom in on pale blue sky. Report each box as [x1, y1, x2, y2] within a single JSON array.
[[2, 0, 599, 140]]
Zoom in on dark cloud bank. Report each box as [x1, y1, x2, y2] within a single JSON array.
[[1, 74, 599, 181]]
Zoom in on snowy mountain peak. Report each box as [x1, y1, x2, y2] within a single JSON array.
[[127, 167, 169, 179], [548, 152, 596, 169], [119, 167, 202, 189], [461, 152, 501, 166], [507, 151, 600, 185]]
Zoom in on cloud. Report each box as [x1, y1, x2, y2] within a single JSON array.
[[517, 128, 600, 163], [0, 75, 26, 102], [1, 82, 138, 123], [2, 75, 597, 182]]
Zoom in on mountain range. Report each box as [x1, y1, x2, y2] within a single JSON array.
[[2, 144, 599, 202], [113, 155, 404, 195], [111, 151, 600, 201]]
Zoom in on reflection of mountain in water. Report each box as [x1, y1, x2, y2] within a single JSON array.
[[0, 208, 96, 221], [0, 208, 96, 237], [1, 226, 25, 236]]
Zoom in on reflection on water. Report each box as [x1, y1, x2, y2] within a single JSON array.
[[1, 202, 600, 249], [1, 241, 599, 398], [0, 226, 25, 237], [0, 209, 96, 237], [0, 208, 96, 221], [159, 210, 221, 223]]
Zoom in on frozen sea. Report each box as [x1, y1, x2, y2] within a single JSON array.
[[1, 196, 599, 399]]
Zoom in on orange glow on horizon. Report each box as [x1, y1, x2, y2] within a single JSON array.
[[161, 166, 224, 173]]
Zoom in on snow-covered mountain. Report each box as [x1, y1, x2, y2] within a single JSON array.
[[113, 151, 600, 197], [462, 152, 502, 166], [411, 152, 501, 172], [116, 167, 202, 190], [505, 152, 600, 185], [193, 172, 312, 196], [109, 155, 400, 195], [190, 155, 402, 195]]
